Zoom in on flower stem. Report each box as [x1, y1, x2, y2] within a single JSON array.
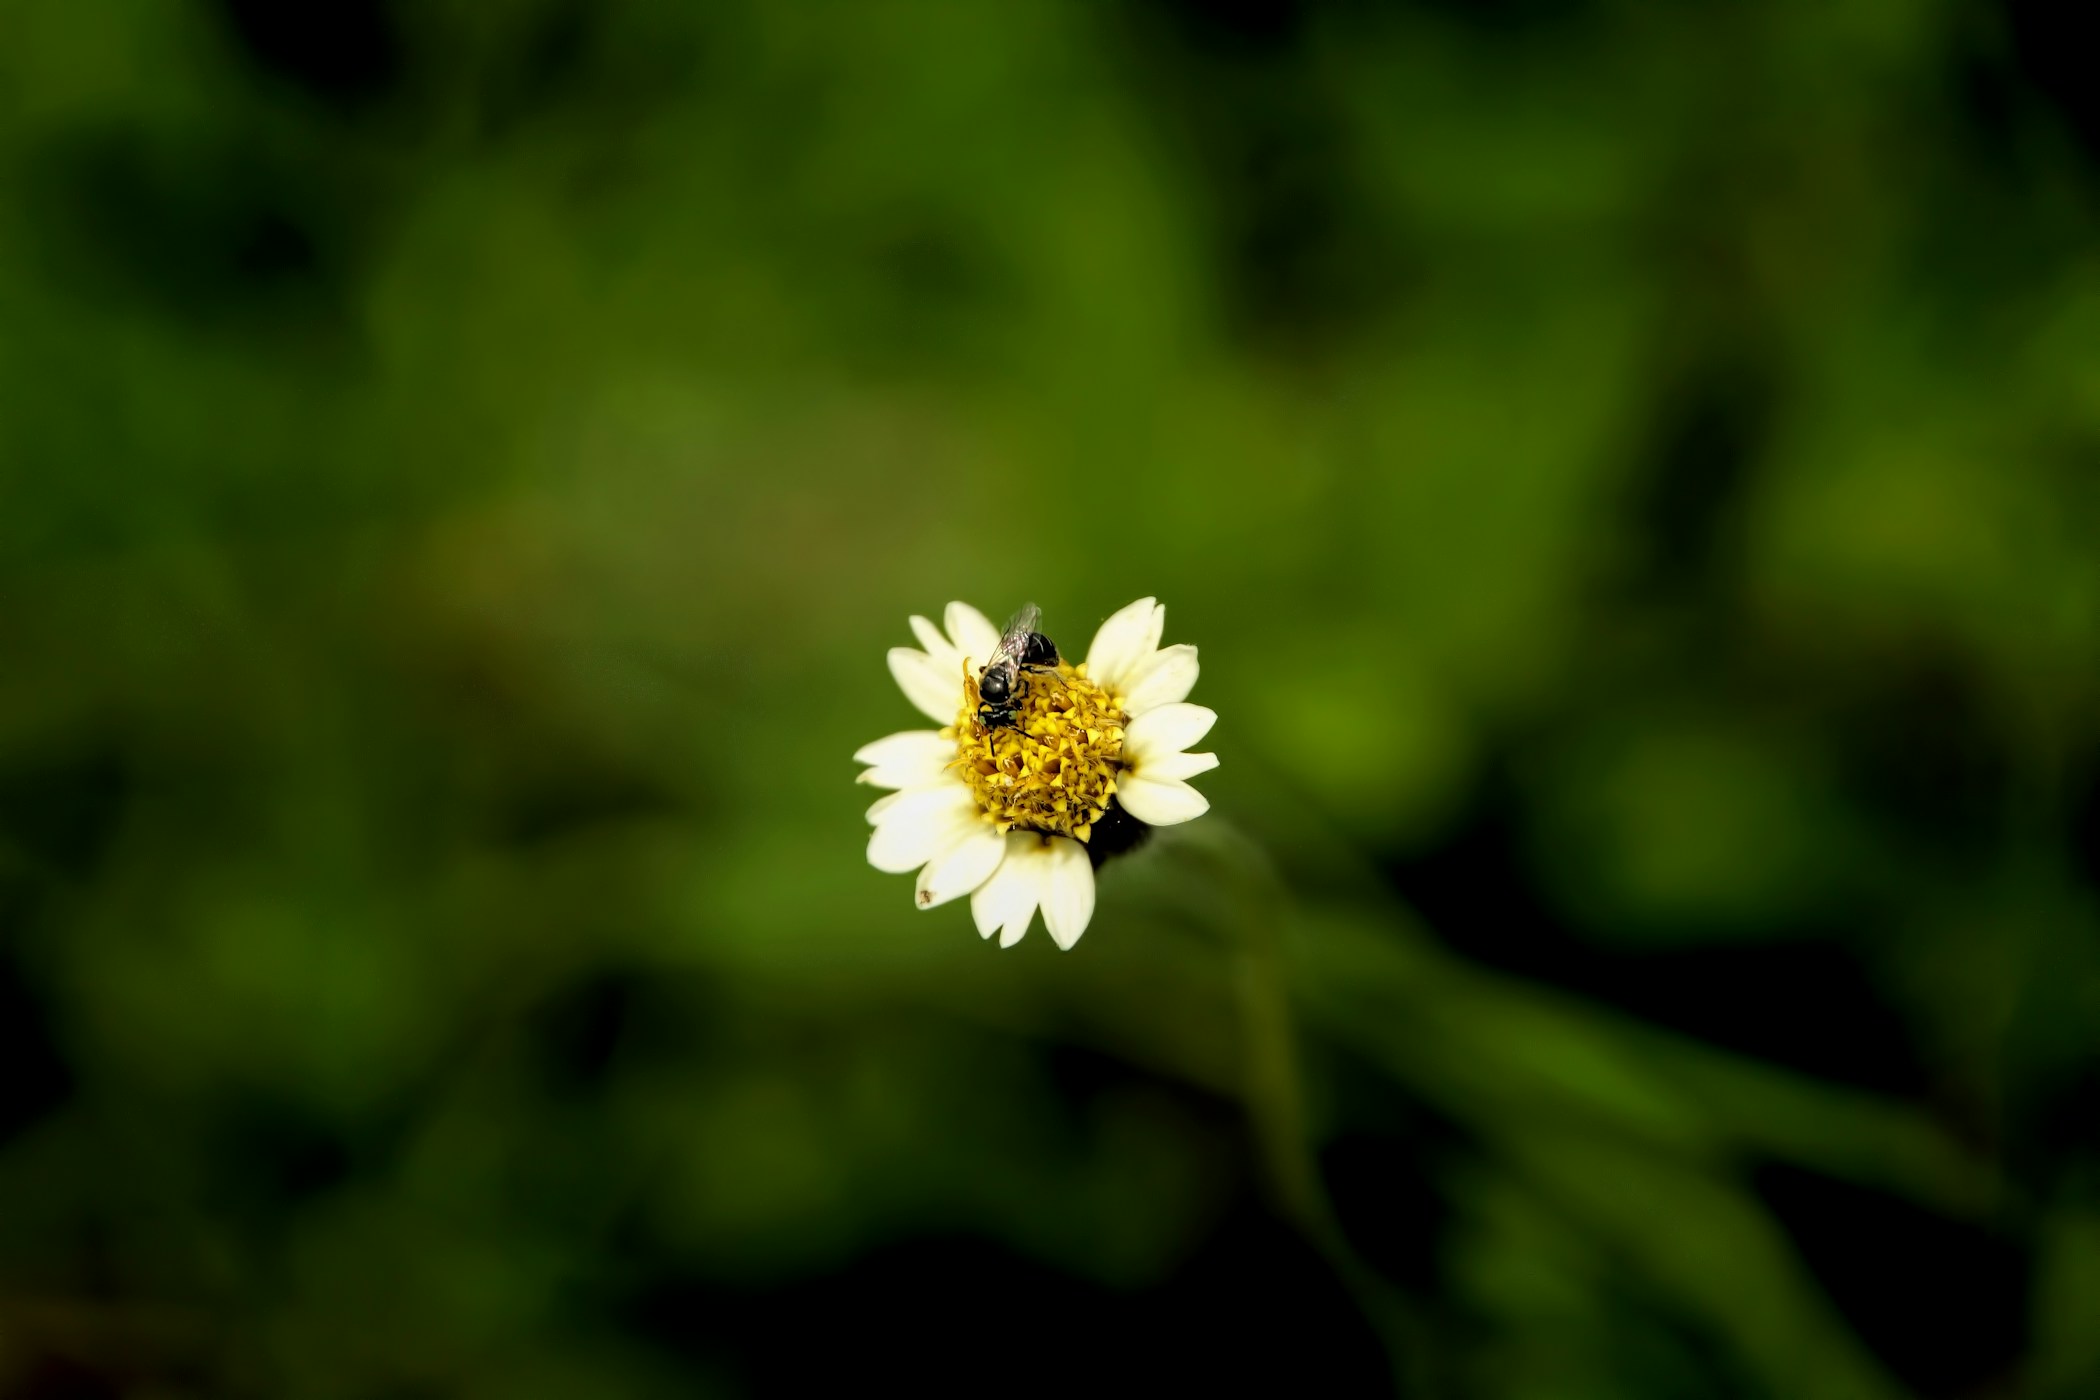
[[1172, 820, 1434, 1396]]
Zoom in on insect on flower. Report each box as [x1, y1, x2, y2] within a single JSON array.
[[856, 598, 1218, 951], [974, 603, 1062, 732]]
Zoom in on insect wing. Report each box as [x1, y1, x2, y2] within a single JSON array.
[[995, 604, 1042, 665]]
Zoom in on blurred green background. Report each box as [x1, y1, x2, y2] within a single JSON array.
[[4, 1, 2100, 1395]]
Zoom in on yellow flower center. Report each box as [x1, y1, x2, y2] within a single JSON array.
[[951, 662, 1127, 843]]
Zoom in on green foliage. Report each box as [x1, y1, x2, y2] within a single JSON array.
[[0, 1, 2094, 1395]]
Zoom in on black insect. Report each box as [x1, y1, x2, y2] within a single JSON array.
[[977, 603, 1061, 731]]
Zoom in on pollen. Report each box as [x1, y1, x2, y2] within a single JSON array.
[[952, 662, 1126, 842]]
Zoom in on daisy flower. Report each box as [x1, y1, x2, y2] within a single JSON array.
[[855, 598, 1217, 950]]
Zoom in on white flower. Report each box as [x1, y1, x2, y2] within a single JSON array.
[[855, 597, 1217, 950]]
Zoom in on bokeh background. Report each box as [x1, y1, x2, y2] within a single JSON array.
[[4, 1, 2100, 1395]]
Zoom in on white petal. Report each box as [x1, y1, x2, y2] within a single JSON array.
[[1119, 643, 1200, 716], [944, 601, 1001, 669], [1085, 597, 1163, 691], [854, 730, 949, 767], [854, 730, 954, 790], [888, 647, 963, 725], [1038, 838, 1096, 951], [1117, 776, 1211, 827], [915, 824, 1006, 908], [1123, 703, 1218, 765], [971, 835, 1042, 941], [1141, 750, 1218, 783], [969, 868, 1011, 938], [867, 784, 979, 873], [909, 615, 961, 672], [865, 790, 907, 824]]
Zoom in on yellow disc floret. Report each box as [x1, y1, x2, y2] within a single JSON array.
[[952, 663, 1126, 842]]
